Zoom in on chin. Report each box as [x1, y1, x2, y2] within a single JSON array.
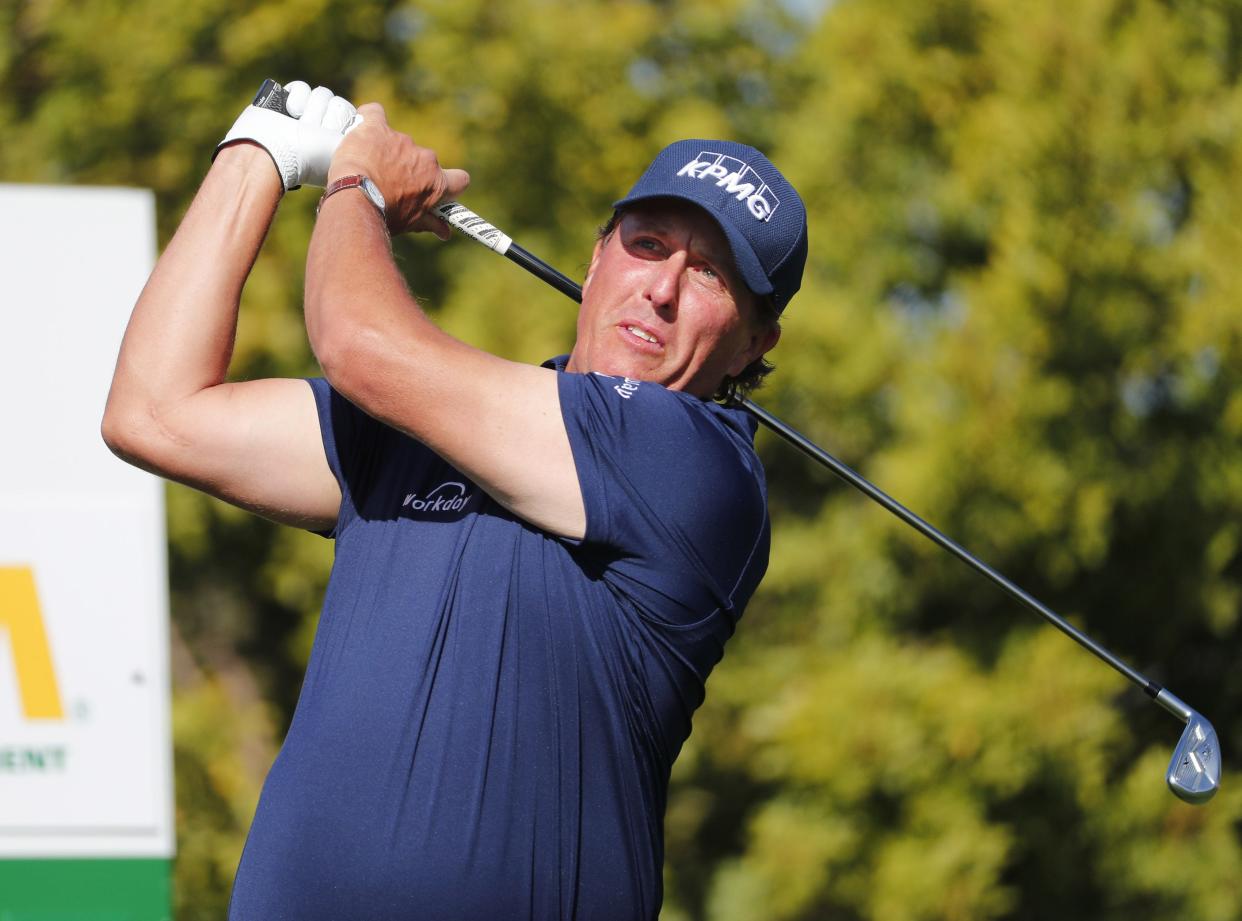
[[594, 353, 662, 383], [575, 346, 699, 392]]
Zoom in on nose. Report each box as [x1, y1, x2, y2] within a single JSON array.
[[644, 251, 686, 315]]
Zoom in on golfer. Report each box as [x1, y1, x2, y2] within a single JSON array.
[[103, 82, 807, 920]]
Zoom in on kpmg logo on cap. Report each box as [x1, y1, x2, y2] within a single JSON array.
[[677, 152, 781, 222]]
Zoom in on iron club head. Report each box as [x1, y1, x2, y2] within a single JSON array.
[[1167, 714, 1220, 804]]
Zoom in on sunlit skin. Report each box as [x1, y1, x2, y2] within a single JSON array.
[[565, 199, 781, 398]]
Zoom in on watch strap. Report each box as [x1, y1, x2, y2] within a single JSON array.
[[318, 174, 384, 217]]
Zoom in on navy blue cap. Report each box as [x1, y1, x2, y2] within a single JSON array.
[[614, 139, 808, 314]]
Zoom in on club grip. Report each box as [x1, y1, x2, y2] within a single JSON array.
[[252, 78, 290, 115], [434, 202, 514, 255]]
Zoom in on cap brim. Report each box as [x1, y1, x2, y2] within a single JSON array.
[[611, 192, 774, 298]]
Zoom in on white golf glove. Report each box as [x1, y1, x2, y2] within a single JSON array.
[[216, 80, 360, 190]]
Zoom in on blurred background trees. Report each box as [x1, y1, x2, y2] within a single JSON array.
[[4, 0, 1241, 917]]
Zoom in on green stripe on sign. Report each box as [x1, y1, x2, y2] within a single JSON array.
[[0, 859, 171, 921]]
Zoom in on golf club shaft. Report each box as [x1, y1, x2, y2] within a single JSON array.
[[432, 200, 1191, 717], [740, 398, 1197, 720]]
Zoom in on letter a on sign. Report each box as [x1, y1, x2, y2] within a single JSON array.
[[0, 567, 64, 719]]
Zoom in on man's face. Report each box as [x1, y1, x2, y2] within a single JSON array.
[[565, 200, 780, 398]]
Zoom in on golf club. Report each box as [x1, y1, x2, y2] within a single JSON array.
[[257, 78, 1222, 804], [430, 198, 1221, 806]]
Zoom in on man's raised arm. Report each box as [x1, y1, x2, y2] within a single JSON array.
[[304, 103, 587, 539], [102, 85, 352, 531]]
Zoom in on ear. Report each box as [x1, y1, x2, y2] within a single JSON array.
[[727, 323, 781, 378], [581, 238, 605, 297]]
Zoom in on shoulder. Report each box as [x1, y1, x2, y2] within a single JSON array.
[[557, 367, 767, 523], [560, 367, 759, 454]]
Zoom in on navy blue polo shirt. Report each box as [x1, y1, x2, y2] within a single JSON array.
[[227, 359, 770, 920]]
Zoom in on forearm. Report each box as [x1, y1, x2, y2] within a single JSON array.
[[305, 189, 461, 413], [304, 99, 479, 420], [305, 186, 397, 367], [105, 144, 282, 427]]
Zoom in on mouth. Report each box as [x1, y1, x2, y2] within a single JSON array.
[[618, 322, 664, 350]]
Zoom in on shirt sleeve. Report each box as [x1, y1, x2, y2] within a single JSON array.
[[557, 371, 770, 626], [306, 377, 386, 539]]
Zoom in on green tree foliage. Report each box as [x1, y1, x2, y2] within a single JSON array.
[[4, 0, 1240, 917], [677, 2, 1242, 918]]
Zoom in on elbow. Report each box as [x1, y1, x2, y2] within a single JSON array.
[[310, 320, 353, 391], [313, 317, 391, 407], [306, 292, 350, 385], [101, 389, 131, 454], [100, 396, 165, 471], [100, 400, 146, 465]]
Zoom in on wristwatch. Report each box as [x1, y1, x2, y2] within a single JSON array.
[[318, 174, 386, 219]]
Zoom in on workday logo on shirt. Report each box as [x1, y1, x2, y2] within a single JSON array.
[[590, 371, 641, 400], [613, 378, 641, 400], [402, 481, 473, 515]]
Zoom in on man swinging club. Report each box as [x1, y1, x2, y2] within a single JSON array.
[[103, 80, 808, 920]]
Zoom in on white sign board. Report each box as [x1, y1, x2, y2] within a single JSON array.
[[0, 184, 173, 858]]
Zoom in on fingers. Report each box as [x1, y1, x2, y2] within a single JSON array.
[[421, 170, 471, 240], [416, 214, 451, 242], [323, 96, 357, 133], [284, 80, 311, 117], [302, 85, 334, 127], [441, 168, 471, 201], [284, 81, 355, 132], [411, 170, 472, 240], [355, 102, 388, 125]]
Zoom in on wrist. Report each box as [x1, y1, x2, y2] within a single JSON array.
[[210, 142, 285, 205], [213, 142, 285, 188], [326, 160, 371, 186], [318, 174, 386, 222]]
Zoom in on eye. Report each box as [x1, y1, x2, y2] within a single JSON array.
[[694, 261, 727, 289]]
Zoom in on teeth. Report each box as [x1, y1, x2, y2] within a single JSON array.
[[627, 325, 658, 344]]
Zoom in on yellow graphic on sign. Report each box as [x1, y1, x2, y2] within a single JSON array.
[[0, 567, 64, 720]]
